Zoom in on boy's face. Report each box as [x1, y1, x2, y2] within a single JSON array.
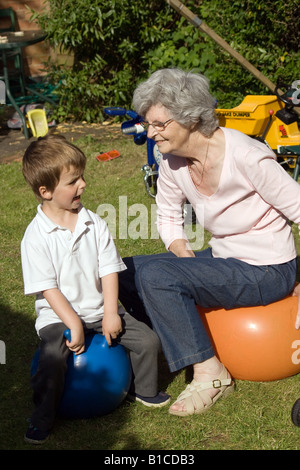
[[42, 165, 86, 212]]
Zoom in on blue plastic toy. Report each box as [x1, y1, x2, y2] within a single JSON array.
[[31, 330, 132, 419], [104, 106, 161, 198]]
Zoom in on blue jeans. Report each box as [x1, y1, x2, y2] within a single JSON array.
[[118, 249, 297, 373]]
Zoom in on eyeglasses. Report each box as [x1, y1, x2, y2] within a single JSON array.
[[141, 118, 174, 131]]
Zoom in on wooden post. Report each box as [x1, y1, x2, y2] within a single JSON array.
[[166, 0, 277, 92]]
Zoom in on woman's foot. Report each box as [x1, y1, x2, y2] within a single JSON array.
[[169, 359, 234, 416]]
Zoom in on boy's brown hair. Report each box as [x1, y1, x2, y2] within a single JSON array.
[[22, 134, 86, 199]]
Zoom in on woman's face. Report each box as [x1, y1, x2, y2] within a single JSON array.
[[145, 104, 191, 156]]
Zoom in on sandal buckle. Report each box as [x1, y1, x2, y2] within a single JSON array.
[[212, 379, 222, 389]]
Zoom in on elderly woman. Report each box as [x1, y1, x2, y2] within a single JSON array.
[[119, 68, 300, 416]]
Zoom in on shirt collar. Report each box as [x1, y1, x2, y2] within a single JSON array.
[[36, 204, 93, 233]]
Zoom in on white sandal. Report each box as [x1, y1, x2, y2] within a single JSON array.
[[169, 365, 235, 417]]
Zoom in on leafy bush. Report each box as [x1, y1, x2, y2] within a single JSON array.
[[30, 0, 174, 121], [198, 0, 300, 106], [31, 0, 300, 121]]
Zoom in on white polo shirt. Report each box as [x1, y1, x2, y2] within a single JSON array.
[[21, 204, 127, 334]]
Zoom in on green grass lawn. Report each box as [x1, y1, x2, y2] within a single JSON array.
[[1, 131, 300, 450]]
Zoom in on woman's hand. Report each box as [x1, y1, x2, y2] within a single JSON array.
[[169, 239, 195, 258], [292, 282, 300, 329]]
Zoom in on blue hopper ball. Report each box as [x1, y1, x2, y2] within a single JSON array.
[[31, 331, 132, 419]]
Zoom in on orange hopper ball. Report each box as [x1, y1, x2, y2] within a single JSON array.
[[197, 296, 300, 381]]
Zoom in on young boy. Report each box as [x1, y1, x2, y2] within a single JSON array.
[[21, 134, 170, 445]]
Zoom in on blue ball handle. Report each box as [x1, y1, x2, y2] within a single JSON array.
[[63, 329, 109, 347], [64, 329, 71, 342], [64, 328, 113, 347]]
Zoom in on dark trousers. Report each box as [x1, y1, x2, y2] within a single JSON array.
[[30, 313, 161, 431]]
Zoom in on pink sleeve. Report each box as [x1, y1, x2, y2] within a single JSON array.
[[156, 155, 189, 249], [244, 148, 300, 226]]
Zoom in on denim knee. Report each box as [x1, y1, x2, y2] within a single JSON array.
[[136, 258, 173, 292]]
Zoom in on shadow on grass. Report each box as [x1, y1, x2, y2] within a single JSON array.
[[0, 302, 173, 450]]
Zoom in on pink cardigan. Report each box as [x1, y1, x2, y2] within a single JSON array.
[[156, 127, 300, 265]]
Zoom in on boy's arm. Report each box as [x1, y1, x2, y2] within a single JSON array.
[[101, 272, 123, 346], [42, 288, 85, 355]]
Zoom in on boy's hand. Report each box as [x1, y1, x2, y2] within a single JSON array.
[[102, 312, 123, 346], [66, 327, 85, 355], [42, 288, 85, 353]]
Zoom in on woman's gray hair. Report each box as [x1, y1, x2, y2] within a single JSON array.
[[132, 68, 219, 137]]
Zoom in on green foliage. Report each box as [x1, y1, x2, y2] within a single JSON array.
[[198, 0, 300, 106], [144, 19, 217, 72], [30, 0, 174, 121], [30, 0, 300, 121]]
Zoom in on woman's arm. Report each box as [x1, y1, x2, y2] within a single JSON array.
[[156, 156, 190, 250], [292, 283, 300, 329], [244, 149, 300, 225]]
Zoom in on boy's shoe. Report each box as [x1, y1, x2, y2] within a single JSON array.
[[128, 391, 171, 408], [24, 425, 49, 445]]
